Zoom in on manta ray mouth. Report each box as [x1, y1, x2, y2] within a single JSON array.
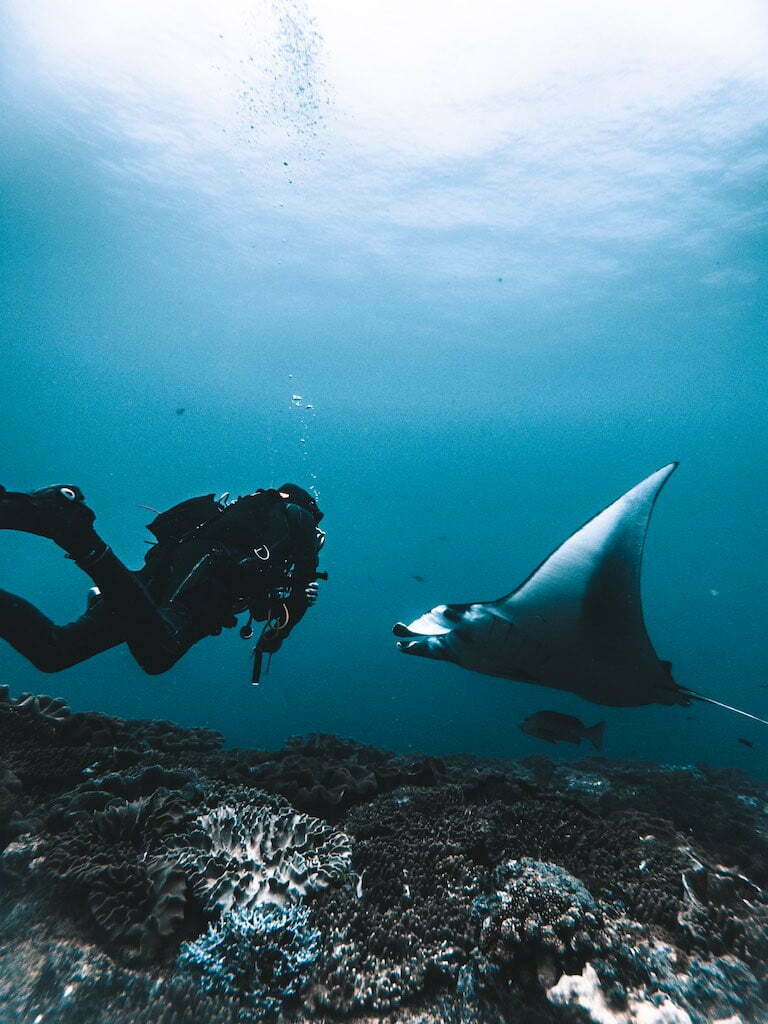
[[393, 608, 454, 638], [396, 636, 443, 655], [394, 619, 450, 656]]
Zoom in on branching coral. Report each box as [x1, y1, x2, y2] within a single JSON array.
[[474, 859, 614, 987], [307, 790, 487, 1016], [179, 904, 320, 1017]]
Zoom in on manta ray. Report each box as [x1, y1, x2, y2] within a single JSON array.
[[394, 464, 767, 723]]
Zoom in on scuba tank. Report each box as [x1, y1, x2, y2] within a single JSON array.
[[145, 494, 222, 546], [144, 490, 289, 552], [140, 490, 291, 635]]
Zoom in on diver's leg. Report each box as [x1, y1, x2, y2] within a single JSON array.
[[72, 546, 190, 670], [0, 484, 186, 662], [0, 589, 125, 672], [124, 626, 193, 675], [0, 586, 192, 677]]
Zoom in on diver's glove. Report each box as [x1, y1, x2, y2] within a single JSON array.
[[305, 581, 320, 605]]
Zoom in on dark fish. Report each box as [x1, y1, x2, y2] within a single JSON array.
[[411, 575, 426, 583], [519, 711, 605, 751], [738, 738, 754, 748], [175, 407, 185, 415]]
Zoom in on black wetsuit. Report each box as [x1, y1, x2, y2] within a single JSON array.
[[0, 493, 319, 675]]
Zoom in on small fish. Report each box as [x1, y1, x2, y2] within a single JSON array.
[[738, 738, 754, 748], [411, 575, 426, 583], [175, 407, 185, 415], [519, 711, 605, 751]]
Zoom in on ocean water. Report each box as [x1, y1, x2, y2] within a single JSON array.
[[1, 0, 767, 773]]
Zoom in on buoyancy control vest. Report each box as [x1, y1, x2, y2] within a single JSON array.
[[139, 490, 292, 632]]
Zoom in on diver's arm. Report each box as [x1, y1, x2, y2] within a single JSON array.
[[258, 503, 319, 650], [258, 581, 317, 652], [285, 503, 319, 580]]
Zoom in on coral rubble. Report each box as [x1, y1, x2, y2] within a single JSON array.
[[1, 686, 767, 1023]]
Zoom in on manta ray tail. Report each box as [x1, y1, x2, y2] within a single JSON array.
[[683, 689, 768, 727]]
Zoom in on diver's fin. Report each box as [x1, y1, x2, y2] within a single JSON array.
[[685, 690, 768, 727], [584, 721, 606, 751]]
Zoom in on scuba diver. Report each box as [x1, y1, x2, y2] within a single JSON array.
[[0, 482, 325, 682]]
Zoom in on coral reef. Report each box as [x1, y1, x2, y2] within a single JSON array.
[[0, 683, 70, 724], [2, 685, 768, 1023], [163, 801, 353, 914], [243, 732, 446, 817], [475, 858, 614, 986], [179, 904, 320, 1016], [5, 788, 197, 962]]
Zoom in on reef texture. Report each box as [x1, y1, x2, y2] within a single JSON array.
[[1, 688, 768, 1023], [162, 801, 353, 915]]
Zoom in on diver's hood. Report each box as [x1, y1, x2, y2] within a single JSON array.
[[278, 482, 323, 523]]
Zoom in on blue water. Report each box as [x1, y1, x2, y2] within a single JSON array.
[[2, 2, 767, 772]]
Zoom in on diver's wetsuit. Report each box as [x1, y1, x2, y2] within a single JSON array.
[[0, 490, 320, 675]]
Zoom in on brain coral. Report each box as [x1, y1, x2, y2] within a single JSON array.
[[164, 801, 352, 915]]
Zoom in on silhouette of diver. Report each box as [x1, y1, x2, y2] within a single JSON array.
[[0, 482, 324, 679]]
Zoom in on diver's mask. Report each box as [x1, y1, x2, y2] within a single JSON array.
[[315, 527, 326, 551]]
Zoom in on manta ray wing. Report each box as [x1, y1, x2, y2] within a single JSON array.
[[492, 462, 681, 705]]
